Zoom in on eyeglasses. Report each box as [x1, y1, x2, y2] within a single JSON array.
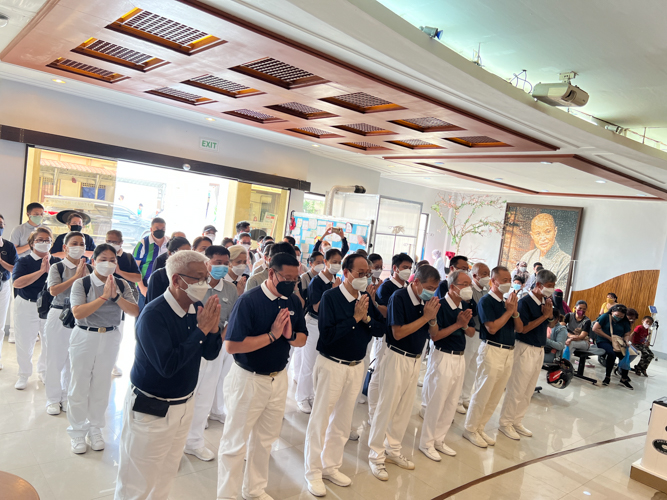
[[178, 274, 208, 286], [35, 239, 52, 244], [349, 270, 372, 278], [275, 271, 298, 286]]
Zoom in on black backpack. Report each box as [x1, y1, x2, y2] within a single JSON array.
[[60, 274, 126, 328], [36, 259, 64, 320]]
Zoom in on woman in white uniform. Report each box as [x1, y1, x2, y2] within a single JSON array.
[[67, 244, 139, 454]]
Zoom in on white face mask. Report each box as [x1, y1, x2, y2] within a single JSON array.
[[34, 242, 50, 253], [67, 245, 85, 259], [478, 277, 491, 288], [96, 261, 116, 277], [498, 282, 512, 294], [541, 287, 555, 298], [372, 269, 382, 278], [241, 243, 251, 251], [328, 263, 341, 274], [351, 277, 368, 292], [231, 264, 246, 277], [397, 268, 412, 281], [519, 266, 527, 272], [457, 286, 473, 301], [179, 276, 209, 302], [108, 243, 121, 253], [312, 263, 325, 273]]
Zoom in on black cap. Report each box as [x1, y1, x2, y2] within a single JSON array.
[[203, 225, 217, 233]]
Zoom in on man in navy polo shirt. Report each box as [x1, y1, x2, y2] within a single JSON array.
[[217, 252, 307, 500], [435, 255, 469, 298], [368, 252, 413, 421], [419, 269, 476, 461], [463, 266, 523, 448], [133, 217, 169, 310], [304, 253, 384, 497], [368, 265, 440, 480], [499, 269, 555, 441]]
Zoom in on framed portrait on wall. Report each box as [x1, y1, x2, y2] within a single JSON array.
[[498, 203, 583, 295]]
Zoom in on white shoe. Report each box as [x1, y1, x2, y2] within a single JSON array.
[[514, 424, 533, 437], [499, 425, 521, 441], [369, 461, 389, 481], [479, 430, 496, 446], [209, 412, 226, 424], [243, 493, 273, 500], [184, 446, 215, 461], [71, 436, 87, 454], [419, 446, 441, 462], [297, 399, 312, 414], [87, 432, 105, 451], [323, 470, 351, 486], [462, 430, 488, 448], [8, 336, 15, 344], [357, 396, 367, 404], [38, 371, 46, 384], [349, 430, 359, 441], [418, 407, 425, 419], [456, 404, 467, 414], [60, 402, 67, 412], [385, 453, 414, 470], [111, 365, 122, 377], [417, 380, 423, 387], [307, 478, 326, 496], [434, 442, 456, 456], [46, 403, 61, 415], [14, 376, 28, 390]]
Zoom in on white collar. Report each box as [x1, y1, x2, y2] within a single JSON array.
[[529, 291, 544, 306], [489, 290, 503, 302], [30, 251, 42, 261], [224, 273, 236, 283], [213, 278, 225, 291], [90, 272, 105, 287], [445, 292, 461, 310], [339, 283, 357, 303], [407, 283, 422, 306], [163, 288, 196, 317], [390, 276, 405, 289], [261, 281, 287, 301], [472, 282, 483, 292], [148, 234, 169, 248], [317, 270, 331, 284], [62, 258, 78, 269]]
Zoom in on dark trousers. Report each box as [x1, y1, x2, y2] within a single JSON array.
[[635, 344, 654, 372], [598, 341, 629, 379]]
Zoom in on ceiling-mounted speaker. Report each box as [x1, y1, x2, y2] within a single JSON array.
[[0, 13, 9, 28]]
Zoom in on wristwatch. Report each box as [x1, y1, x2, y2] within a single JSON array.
[[428, 319, 437, 327], [363, 315, 371, 324], [110, 292, 120, 303]]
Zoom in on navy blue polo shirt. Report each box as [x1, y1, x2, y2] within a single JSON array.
[[387, 286, 430, 355], [307, 272, 332, 317], [131, 290, 221, 399], [435, 294, 475, 351], [516, 292, 548, 347], [12, 253, 61, 301], [51, 232, 96, 254], [145, 267, 170, 304], [0, 239, 18, 282], [317, 285, 384, 362], [596, 313, 632, 343], [376, 277, 403, 306], [478, 292, 515, 346], [226, 282, 307, 373], [435, 280, 449, 299]]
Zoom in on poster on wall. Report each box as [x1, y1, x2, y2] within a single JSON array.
[[498, 203, 583, 295]]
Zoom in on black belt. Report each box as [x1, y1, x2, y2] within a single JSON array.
[[388, 344, 420, 358], [235, 360, 283, 378], [435, 346, 464, 355], [77, 325, 116, 333], [483, 339, 515, 350], [21, 297, 37, 303], [320, 352, 363, 366], [307, 312, 319, 320], [51, 305, 64, 310], [132, 387, 190, 406]]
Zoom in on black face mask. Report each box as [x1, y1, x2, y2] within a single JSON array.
[[153, 230, 165, 239], [70, 225, 82, 232], [276, 279, 295, 298]]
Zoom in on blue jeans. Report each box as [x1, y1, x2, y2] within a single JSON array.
[[597, 341, 628, 379]]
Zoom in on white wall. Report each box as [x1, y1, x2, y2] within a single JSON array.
[[0, 140, 27, 227], [652, 243, 667, 355]]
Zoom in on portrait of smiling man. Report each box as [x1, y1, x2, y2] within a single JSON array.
[[519, 213, 571, 290]]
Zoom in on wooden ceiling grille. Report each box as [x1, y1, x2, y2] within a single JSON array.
[[224, 109, 287, 124], [332, 123, 396, 136], [182, 75, 264, 98], [265, 102, 337, 119], [340, 141, 391, 151], [389, 117, 463, 133], [71, 39, 169, 72], [230, 57, 328, 89], [387, 139, 443, 149], [445, 135, 511, 147], [46, 57, 129, 83], [106, 8, 226, 55], [145, 87, 216, 105], [320, 92, 405, 113], [287, 127, 343, 139]]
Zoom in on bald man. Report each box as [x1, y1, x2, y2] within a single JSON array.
[[519, 213, 570, 290]]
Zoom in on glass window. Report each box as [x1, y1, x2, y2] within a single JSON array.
[[303, 192, 325, 215]]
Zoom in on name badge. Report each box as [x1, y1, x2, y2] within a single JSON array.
[[289, 310, 295, 316], [222, 297, 229, 303]]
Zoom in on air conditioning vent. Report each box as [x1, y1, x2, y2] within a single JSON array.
[[183, 75, 264, 98], [340, 141, 391, 151], [320, 92, 405, 113], [230, 57, 328, 89], [224, 109, 287, 124], [333, 123, 396, 136], [387, 139, 443, 149], [389, 117, 463, 133], [265, 102, 337, 119], [72, 39, 169, 72], [145, 87, 216, 105], [47, 57, 129, 83], [445, 135, 510, 148], [287, 127, 343, 139]]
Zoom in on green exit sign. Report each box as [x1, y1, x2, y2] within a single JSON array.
[[199, 138, 219, 152]]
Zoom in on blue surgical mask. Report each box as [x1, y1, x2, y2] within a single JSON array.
[[512, 283, 522, 291], [0, 228, 3, 237], [419, 289, 435, 301], [210, 265, 229, 280], [367, 277, 372, 285]]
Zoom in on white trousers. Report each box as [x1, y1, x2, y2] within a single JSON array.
[[464, 342, 514, 432], [44, 308, 72, 406], [420, 350, 465, 449], [367, 337, 387, 421], [0, 281, 11, 360], [8, 291, 15, 340], [186, 349, 225, 449], [295, 315, 320, 403], [421, 341, 436, 408], [460, 333, 481, 405], [217, 364, 288, 500], [14, 296, 46, 377], [67, 326, 121, 438], [289, 342, 302, 382], [211, 349, 234, 416], [499, 341, 543, 428], [304, 355, 365, 480], [368, 348, 421, 464], [115, 388, 195, 500]]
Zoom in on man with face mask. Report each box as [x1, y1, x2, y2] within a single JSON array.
[[435, 255, 469, 298], [217, 253, 307, 500], [10, 202, 44, 258], [304, 253, 384, 496], [133, 217, 169, 310], [145, 237, 192, 304], [115, 250, 221, 500], [498, 268, 555, 441], [50, 212, 96, 259], [251, 236, 274, 275], [296, 247, 343, 414], [369, 265, 440, 480], [463, 266, 523, 448], [419, 269, 476, 462], [244, 241, 274, 291], [511, 261, 529, 283], [237, 232, 255, 274]]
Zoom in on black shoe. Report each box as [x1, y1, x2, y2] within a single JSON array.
[[602, 377, 610, 386], [620, 378, 634, 390]]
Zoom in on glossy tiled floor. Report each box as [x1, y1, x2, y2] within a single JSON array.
[[0, 321, 664, 500]]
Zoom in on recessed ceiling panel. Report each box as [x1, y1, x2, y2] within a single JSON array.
[[320, 92, 406, 113], [389, 117, 463, 133], [72, 38, 169, 72], [265, 102, 337, 119], [182, 75, 264, 98], [287, 127, 343, 139], [224, 109, 287, 124], [145, 87, 215, 105], [47, 57, 129, 83], [230, 57, 329, 89], [333, 123, 396, 136]]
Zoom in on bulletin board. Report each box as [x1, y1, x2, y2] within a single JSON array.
[[290, 212, 373, 262]]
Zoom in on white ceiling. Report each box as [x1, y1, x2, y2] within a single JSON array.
[[0, 0, 47, 51], [377, 0, 667, 144]]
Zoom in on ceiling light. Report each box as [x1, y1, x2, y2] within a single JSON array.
[[434, 162, 444, 165], [419, 26, 442, 39], [638, 194, 648, 197], [494, 178, 503, 181], [311, 144, 320, 148], [51, 78, 66, 84], [595, 180, 606, 184], [205, 117, 215, 122], [541, 190, 549, 192], [0, 14, 8, 28], [423, 177, 431, 180], [540, 161, 552, 164]]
